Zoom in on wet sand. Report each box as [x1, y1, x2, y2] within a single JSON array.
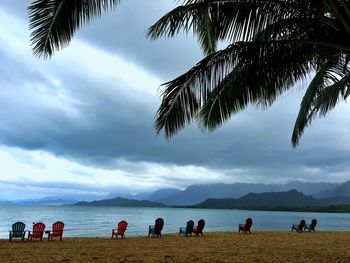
[[1, 232, 350, 262]]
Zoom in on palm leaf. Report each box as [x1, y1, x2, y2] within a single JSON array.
[[155, 40, 323, 137], [28, 0, 121, 58], [291, 53, 349, 146]]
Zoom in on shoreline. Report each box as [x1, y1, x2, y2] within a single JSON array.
[[2, 232, 350, 262]]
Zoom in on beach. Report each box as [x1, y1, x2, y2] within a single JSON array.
[[1, 232, 350, 262]]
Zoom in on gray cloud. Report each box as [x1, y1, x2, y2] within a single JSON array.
[[0, 0, 349, 195]]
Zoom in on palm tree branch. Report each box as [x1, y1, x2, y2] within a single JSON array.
[[28, 0, 121, 58], [291, 53, 348, 146]]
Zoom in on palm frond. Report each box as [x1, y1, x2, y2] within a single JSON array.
[[291, 53, 349, 146], [148, 0, 328, 52], [198, 41, 318, 131], [155, 40, 323, 137], [28, 0, 121, 58]]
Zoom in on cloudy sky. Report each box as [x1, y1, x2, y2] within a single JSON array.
[[0, 0, 349, 200]]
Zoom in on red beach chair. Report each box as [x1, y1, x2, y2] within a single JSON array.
[[28, 222, 46, 241], [238, 218, 253, 234], [112, 220, 128, 239], [47, 221, 65, 241], [292, 219, 306, 232], [193, 219, 205, 236]]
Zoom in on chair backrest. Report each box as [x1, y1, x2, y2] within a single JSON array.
[[299, 219, 305, 230], [311, 219, 317, 228], [52, 221, 64, 236], [33, 222, 46, 232], [245, 218, 253, 230], [197, 219, 205, 232], [118, 220, 128, 233], [12, 222, 25, 233], [155, 218, 164, 235], [186, 220, 194, 234]]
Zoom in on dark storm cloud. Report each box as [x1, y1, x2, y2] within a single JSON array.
[[74, 0, 204, 80]]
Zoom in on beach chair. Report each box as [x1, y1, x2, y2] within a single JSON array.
[[9, 222, 26, 241], [192, 219, 205, 236], [28, 222, 46, 241], [304, 219, 317, 232], [112, 220, 128, 239], [47, 221, 64, 241], [238, 218, 253, 234], [148, 218, 164, 238], [179, 220, 194, 236], [291, 219, 305, 233]]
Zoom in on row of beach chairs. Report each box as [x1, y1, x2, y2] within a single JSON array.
[[112, 218, 206, 239], [9, 217, 317, 241], [9, 221, 64, 241], [291, 219, 317, 232]]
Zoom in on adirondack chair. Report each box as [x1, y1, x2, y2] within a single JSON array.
[[47, 221, 64, 241], [179, 220, 194, 236], [238, 218, 253, 234], [148, 218, 164, 238], [112, 220, 128, 239], [305, 219, 317, 232], [192, 219, 205, 236], [9, 222, 26, 241], [28, 222, 46, 241], [292, 219, 305, 232]]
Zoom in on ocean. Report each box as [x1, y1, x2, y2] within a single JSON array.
[[1, 205, 349, 238]]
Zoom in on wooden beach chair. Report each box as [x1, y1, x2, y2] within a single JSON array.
[[47, 221, 64, 241], [112, 220, 128, 239], [238, 218, 253, 234], [291, 219, 305, 232], [28, 222, 46, 241], [304, 219, 317, 232], [192, 219, 205, 236], [9, 222, 26, 241], [179, 220, 194, 236], [148, 218, 164, 238]]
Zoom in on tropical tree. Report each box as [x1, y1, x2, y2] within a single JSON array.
[[28, 0, 350, 146]]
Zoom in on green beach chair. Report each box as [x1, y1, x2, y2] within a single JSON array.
[[179, 220, 194, 237], [9, 222, 26, 241]]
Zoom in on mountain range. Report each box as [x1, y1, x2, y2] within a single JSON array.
[[73, 197, 166, 207], [3, 180, 350, 206], [121, 181, 340, 206]]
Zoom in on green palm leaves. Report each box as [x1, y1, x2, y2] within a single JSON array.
[[29, 0, 121, 58], [148, 0, 350, 146]]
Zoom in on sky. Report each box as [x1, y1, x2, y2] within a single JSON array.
[[0, 0, 349, 200]]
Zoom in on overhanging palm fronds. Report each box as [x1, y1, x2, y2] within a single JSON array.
[[28, 0, 121, 58], [27, 0, 350, 146], [292, 54, 350, 145], [151, 0, 350, 146]]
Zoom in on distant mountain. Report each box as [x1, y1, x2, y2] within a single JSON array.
[[193, 190, 317, 209], [105, 192, 153, 201], [0, 200, 14, 205], [15, 197, 78, 205], [314, 181, 350, 199], [283, 181, 338, 195], [156, 181, 338, 205], [73, 197, 167, 207], [148, 188, 182, 201]]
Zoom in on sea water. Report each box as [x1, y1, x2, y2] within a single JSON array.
[[1, 205, 349, 238]]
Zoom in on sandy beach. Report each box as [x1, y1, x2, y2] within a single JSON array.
[[1, 232, 350, 262]]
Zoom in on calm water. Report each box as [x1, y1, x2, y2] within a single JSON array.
[[1, 205, 350, 239]]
